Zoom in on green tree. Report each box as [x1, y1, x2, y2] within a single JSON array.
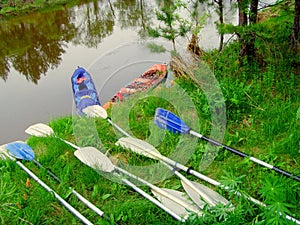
[[147, 0, 190, 51], [292, 0, 300, 49], [185, 0, 207, 56], [214, 0, 224, 52], [236, 0, 259, 61]]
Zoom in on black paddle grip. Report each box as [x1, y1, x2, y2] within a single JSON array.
[[201, 135, 300, 182], [187, 166, 194, 175], [273, 167, 300, 182], [201, 136, 248, 158]]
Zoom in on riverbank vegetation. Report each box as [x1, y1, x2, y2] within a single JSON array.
[[0, 0, 92, 18], [0, 0, 299, 224]]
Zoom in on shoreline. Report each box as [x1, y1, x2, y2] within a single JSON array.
[[0, 0, 91, 19]]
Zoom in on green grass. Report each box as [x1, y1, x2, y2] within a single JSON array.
[[0, 0, 93, 18], [1, 71, 298, 224]]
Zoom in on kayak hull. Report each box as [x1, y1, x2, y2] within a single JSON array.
[[71, 67, 101, 115], [103, 63, 168, 109], [71, 63, 168, 114]]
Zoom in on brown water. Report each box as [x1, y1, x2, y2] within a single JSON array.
[[0, 0, 255, 144]]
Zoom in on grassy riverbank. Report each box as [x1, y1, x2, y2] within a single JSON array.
[[1, 53, 299, 224], [0, 0, 90, 18]]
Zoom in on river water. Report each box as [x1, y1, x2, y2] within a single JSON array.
[[0, 0, 274, 144]]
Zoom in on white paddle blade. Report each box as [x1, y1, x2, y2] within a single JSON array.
[[0, 146, 7, 160], [181, 180, 207, 209], [152, 188, 202, 218], [74, 147, 114, 172], [181, 180, 231, 209], [82, 105, 107, 119], [25, 123, 54, 137], [116, 137, 161, 160]]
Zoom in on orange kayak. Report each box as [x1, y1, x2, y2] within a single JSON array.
[[103, 63, 168, 109]]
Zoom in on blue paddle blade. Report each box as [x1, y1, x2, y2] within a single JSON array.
[[154, 108, 190, 134], [5, 142, 35, 161]]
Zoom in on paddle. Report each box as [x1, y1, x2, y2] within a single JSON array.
[[26, 123, 231, 209], [26, 123, 202, 221], [4, 141, 110, 222], [115, 138, 300, 224], [78, 106, 131, 137], [116, 137, 231, 209], [154, 107, 300, 182], [0, 144, 94, 225], [81, 105, 108, 119], [74, 146, 202, 222], [83, 106, 232, 209], [26, 123, 300, 224], [25, 123, 78, 149], [60, 105, 232, 209]]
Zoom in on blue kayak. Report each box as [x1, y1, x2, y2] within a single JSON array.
[[71, 67, 101, 115]]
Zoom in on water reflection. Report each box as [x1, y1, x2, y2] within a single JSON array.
[[0, 0, 154, 84], [0, 8, 74, 83]]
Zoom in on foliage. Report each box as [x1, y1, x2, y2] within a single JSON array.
[[147, 0, 191, 51], [147, 0, 209, 53], [0, 0, 92, 18]]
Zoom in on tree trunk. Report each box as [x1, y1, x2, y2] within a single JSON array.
[[216, 0, 224, 52], [249, 0, 258, 24], [238, 0, 258, 61], [237, 0, 248, 59], [237, 0, 248, 27], [247, 0, 259, 61], [292, 0, 300, 49]]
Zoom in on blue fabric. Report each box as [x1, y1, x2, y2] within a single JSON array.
[[154, 108, 190, 134], [5, 142, 35, 160], [71, 67, 101, 115]]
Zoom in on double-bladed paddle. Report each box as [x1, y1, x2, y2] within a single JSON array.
[[116, 132, 300, 224], [4, 141, 112, 222], [116, 137, 231, 209], [26, 123, 300, 224], [154, 107, 300, 182], [26, 123, 230, 209], [116, 136, 300, 225], [25, 123, 202, 221], [0, 143, 94, 225], [74, 146, 203, 222], [70, 106, 231, 208]]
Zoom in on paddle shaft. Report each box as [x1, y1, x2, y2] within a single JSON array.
[[33, 160, 105, 217], [112, 169, 186, 222], [119, 138, 300, 224], [115, 166, 201, 215], [161, 162, 217, 207], [108, 118, 131, 137], [2, 151, 94, 225], [190, 130, 300, 182], [33, 127, 181, 222], [27, 123, 300, 223], [101, 119, 300, 224]]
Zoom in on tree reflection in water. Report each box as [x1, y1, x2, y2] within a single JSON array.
[[0, 0, 154, 84]]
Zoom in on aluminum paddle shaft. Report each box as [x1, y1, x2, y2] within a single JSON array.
[[190, 130, 300, 181], [5, 141, 106, 219], [74, 147, 190, 222], [116, 137, 230, 208], [155, 108, 300, 182], [32, 160, 105, 217], [0, 149, 94, 225], [117, 137, 300, 224]]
